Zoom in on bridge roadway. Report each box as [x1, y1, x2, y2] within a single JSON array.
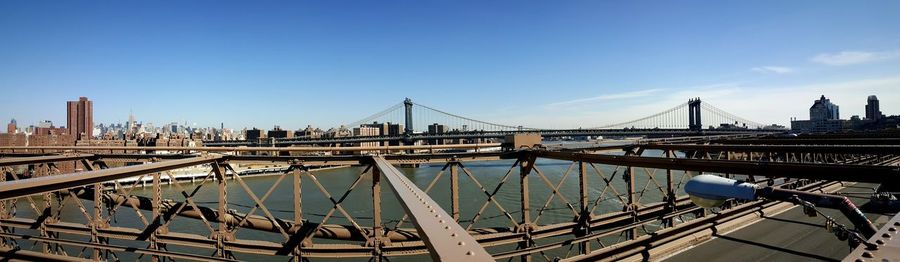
[[664, 182, 890, 262], [203, 129, 776, 146]]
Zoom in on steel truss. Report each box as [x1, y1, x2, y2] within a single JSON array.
[[0, 142, 897, 261]]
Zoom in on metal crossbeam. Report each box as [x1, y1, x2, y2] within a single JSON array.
[[0, 153, 94, 167], [637, 144, 900, 154], [532, 151, 900, 183], [371, 156, 493, 262], [0, 155, 221, 200]]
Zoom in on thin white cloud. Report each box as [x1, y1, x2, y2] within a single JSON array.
[[544, 88, 663, 108], [810, 50, 900, 66], [497, 76, 900, 129], [751, 66, 793, 74]]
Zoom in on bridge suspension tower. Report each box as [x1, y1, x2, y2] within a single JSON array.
[[688, 98, 702, 132]]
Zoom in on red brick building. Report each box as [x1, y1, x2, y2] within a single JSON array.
[[6, 119, 15, 134], [67, 97, 93, 140]]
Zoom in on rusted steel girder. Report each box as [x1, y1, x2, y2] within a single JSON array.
[[713, 138, 900, 145], [0, 155, 221, 200], [0, 143, 500, 154], [0, 152, 505, 166], [0, 153, 94, 167], [76, 189, 433, 242], [558, 180, 842, 262], [371, 156, 494, 261], [530, 151, 900, 183], [636, 144, 900, 154]]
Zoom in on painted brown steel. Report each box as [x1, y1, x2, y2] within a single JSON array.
[[0, 153, 94, 167], [558, 180, 843, 261], [0, 155, 221, 200], [371, 156, 494, 261], [637, 144, 900, 154], [0, 143, 500, 153], [533, 151, 900, 183], [713, 138, 900, 145]]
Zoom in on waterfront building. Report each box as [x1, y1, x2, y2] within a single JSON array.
[[361, 122, 403, 146], [67, 97, 93, 140], [352, 126, 381, 151], [6, 119, 15, 134], [809, 95, 839, 121], [37, 120, 53, 128], [246, 128, 263, 141], [296, 125, 324, 138], [34, 125, 67, 136], [792, 95, 843, 133], [427, 123, 448, 145], [268, 126, 290, 139], [866, 95, 882, 120], [324, 125, 352, 138], [792, 94, 896, 133]]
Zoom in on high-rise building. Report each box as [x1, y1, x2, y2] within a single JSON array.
[[809, 95, 839, 121], [352, 126, 381, 153], [127, 111, 136, 133], [6, 119, 16, 134], [361, 122, 403, 146], [268, 126, 289, 139], [67, 97, 93, 140], [246, 128, 263, 140], [866, 95, 882, 120], [427, 123, 448, 145]]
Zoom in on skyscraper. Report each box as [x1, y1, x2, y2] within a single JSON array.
[[809, 95, 839, 121], [127, 111, 136, 135], [6, 119, 16, 134], [866, 95, 882, 120], [67, 97, 93, 140]]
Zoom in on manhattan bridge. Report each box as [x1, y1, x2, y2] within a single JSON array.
[[206, 98, 773, 147]]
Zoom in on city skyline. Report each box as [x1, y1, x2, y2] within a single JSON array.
[[1, 1, 899, 129], [2, 92, 894, 132]]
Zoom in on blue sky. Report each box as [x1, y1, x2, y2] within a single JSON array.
[[1, 1, 899, 129]]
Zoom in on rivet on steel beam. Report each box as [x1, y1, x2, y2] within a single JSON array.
[[862, 252, 873, 258], [458, 241, 465, 246]]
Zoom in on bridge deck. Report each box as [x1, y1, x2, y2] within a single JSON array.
[[664, 182, 892, 262]]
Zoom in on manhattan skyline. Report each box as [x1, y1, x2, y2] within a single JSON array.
[[1, 1, 899, 129]]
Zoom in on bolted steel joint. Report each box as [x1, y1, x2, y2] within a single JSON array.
[[210, 231, 235, 241], [515, 223, 537, 233], [365, 236, 390, 247]]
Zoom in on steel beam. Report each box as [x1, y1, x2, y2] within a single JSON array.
[[0, 155, 221, 200], [0, 143, 500, 153], [370, 156, 493, 262], [531, 151, 900, 183], [0, 153, 94, 167], [714, 138, 900, 145], [637, 144, 900, 154]]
